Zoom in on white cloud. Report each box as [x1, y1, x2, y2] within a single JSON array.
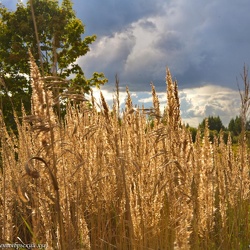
[[180, 85, 241, 127], [77, 30, 136, 82], [89, 84, 241, 128], [89, 87, 136, 111], [138, 96, 152, 104]]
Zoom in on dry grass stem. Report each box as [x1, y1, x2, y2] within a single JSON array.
[[0, 62, 249, 249]]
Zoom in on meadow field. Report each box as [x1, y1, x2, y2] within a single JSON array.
[[0, 54, 249, 249]]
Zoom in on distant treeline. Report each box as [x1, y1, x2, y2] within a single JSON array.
[[187, 115, 250, 144]]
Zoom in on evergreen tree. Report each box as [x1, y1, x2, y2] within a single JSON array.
[[228, 116, 240, 136], [199, 116, 225, 133]]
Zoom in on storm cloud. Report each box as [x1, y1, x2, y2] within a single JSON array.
[[2, 0, 249, 126], [75, 0, 250, 91]]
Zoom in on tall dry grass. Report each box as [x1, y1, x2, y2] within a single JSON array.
[[0, 55, 249, 249]]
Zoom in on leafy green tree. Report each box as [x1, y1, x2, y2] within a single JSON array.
[[0, 0, 107, 129]]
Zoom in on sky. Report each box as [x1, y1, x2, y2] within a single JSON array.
[[1, 0, 250, 127]]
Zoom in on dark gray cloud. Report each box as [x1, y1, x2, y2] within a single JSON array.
[[79, 0, 250, 93], [4, 0, 250, 91], [150, 0, 250, 90], [2, 0, 249, 126], [74, 0, 165, 36], [138, 20, 157, 31], [154, 31, 183, 52]]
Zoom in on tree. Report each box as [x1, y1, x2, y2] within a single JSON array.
[[189, 126, 198, 142], [0, 0, 107, 129], [199, 116, 225, 133], [228, 116, 242, 136]]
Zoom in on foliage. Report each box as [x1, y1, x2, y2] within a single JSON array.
[[186, 124, 197, 142], [0, 64, 249, 249], [0, 0, 107, 130], [228, 116, 242, 136], [199, 115, 225, 133]]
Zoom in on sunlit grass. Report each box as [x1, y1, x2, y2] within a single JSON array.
[[0, 57, 249, 249]]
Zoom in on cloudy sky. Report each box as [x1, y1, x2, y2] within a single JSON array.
[[2, 0, 250, 127]]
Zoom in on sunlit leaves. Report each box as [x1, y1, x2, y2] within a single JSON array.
[[0, 0, 107, 131]]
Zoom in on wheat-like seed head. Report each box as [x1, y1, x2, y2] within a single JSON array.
[[1, 66, 249, 249]]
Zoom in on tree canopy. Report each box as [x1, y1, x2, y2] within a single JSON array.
[[0, 0, 107, 129], [199, 116, 225, 133], [228, 116, 242, 136]]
